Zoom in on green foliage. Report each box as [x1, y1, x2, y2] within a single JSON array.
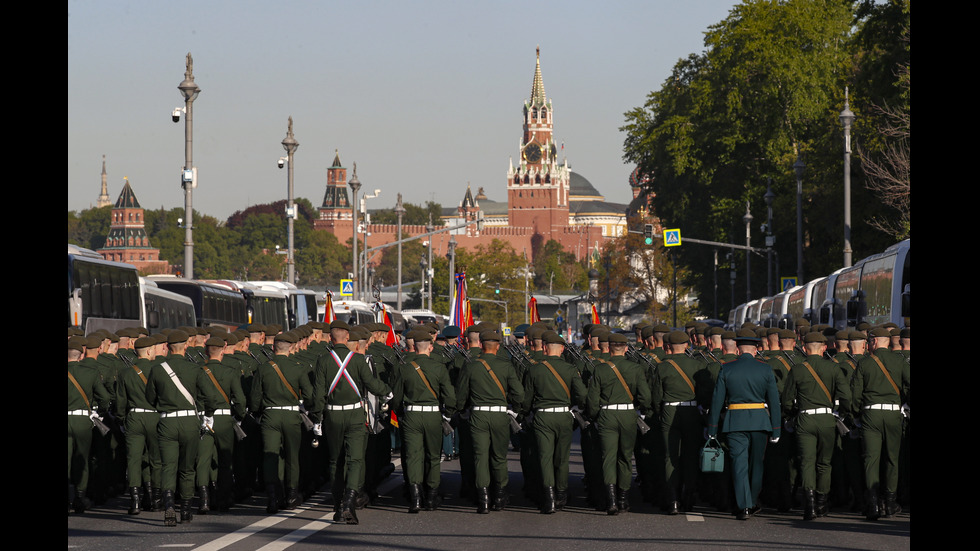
[[621, 0, 907, 315], [371, 201, 442, 226]]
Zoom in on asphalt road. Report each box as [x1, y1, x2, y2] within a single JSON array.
[[68, 445, 910, 551]]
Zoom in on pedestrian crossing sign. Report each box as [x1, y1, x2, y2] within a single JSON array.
[[780, 277, 797, 291], [340, 279, 353, 297], [503, 326, 512, 336], [664, 229, 681, 247]]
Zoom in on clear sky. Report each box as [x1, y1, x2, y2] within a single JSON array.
[[68, 0, 741, 220]]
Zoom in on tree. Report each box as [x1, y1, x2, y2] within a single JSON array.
[[621, 0, 900, 313]]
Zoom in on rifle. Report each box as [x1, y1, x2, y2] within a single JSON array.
[[635, 411, 652, 435]]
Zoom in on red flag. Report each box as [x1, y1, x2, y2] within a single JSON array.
[[590, 303, 600, 324], [324, 291, 336, 323], [464, 299, 474, 331], [528, 297, 541, 323], [389, 411, 399, 428], [382, 306, 397, 346]]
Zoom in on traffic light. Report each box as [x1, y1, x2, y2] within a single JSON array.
[[495, 284, 501, 295], [643, 224, 654, 245]]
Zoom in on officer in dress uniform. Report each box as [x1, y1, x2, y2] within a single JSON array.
[[707, 329, 781, 520]]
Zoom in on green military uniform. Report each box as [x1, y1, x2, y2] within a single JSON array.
[[781, 333, 851, 520], [585, 343, 651, 515], [145, 336, 220, 526], [115, 349, 161, 514], [455, 331, 524, 513], [851, 331, 909, 520], [196, 353, 246, 512], [391, 342, 455, 512], [653, 337, 707, 513], [312, 337, 391, 524], [68, 340, 111, 514], [521, 337, 586, 513], [250, 346, 312, 513]]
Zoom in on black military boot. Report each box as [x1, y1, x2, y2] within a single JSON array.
[[408, 484, 422, 514], [617, 487, 630, 513], [342, 489, 360, 525], [425, 487, 442, 511], [492, 486, 509, 511], [884, 492, 902, 517], [606, 484, 619, 515], [815, 492, 828, 517], [73, 490, 92, 514], [541, 487, 556, 514], [163, 490, 177, 527], [151, 487, 163, 512], [285, 488, 302, 510], [803, 489, 816, 520], [142, 483, 156, 512], [128, 487, 141, 515], [266, 484, 279, 515], [180, 496, 194, 523], [476, 487, 490, 514], [865, 490, 881, 521], [332, 484, 344, 521], [555, 489, 568, 511], [665, 487, 680, 515], [197, 485, 210, 514]]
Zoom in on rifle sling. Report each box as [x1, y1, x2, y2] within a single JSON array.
[[541, 360, 570, 399], [476, 359, 507, 399]]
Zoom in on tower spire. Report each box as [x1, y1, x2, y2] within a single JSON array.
[[97, 154, 111, 208], [530, 46, 546, 107]]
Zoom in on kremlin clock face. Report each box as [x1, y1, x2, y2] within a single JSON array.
[[525, 143, 542, 163]]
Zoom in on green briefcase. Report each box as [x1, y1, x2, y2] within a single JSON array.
[[700, 436, 725, 473]]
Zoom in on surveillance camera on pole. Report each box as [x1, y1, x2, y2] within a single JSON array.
[[278, 156, 287, 169], [172, 107, 183, 123]]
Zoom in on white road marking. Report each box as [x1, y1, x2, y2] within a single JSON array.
[[193, 458, 403, 551]]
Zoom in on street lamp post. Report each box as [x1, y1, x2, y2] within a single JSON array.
[[395, 194, 406, 310], [177, 53, 200, 279], [425, 216, 434, 313], [839, 87, 856, 268], [743, 201, 753, 303], [348, 164, 362, 299], [447, 234, 457, 305], [793, 156, 805, 284], [360, 189, 381, 301], [764, 178, 776, 296], [419, 256, 428, 308], [281, 117, 299, 285]]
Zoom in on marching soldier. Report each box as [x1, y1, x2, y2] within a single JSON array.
[[586, 333, 651, 515], [312, 320, 392, 525], [249, 331, 311, 514], [707, 329, 781, 521], [391, 328, 456, 512], [653, 330, 707, 514], [852, 327, 909, 521], [115, 335, 162, 515], [68, 335, 111, 514], [145, 330, 220, 526], [455, 329, 525, 513], [522, 330, 586, 513], [781, 332, 851, 520]]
